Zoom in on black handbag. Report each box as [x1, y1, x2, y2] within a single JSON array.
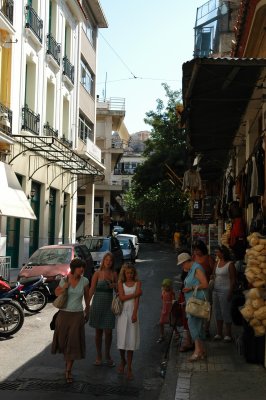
[[50, 311, 59, 330]]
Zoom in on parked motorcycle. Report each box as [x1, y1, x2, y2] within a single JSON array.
[[18, 275, 51, 312], [0, 298, 24, 337], [0, 275, 50, 313], [0, 281, 28, 311]]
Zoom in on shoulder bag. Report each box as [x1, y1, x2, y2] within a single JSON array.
[[53, 278, 68, 309], [111, 293, 123, 316], [185, 287, 211, 320]]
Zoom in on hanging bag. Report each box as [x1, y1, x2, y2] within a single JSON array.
[[185, 287, 211, 320], [53, 277, 68, 309], [111, 293, 123, 316]]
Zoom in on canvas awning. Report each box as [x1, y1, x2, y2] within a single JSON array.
[[182, 57, 266, 183], [0, 161, 36, 220]]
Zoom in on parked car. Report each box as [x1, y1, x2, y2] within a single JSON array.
[[112, 225, 124, 234], [138, 229, 155, 243], [80, 236, 124, 272], [18, 244, 94, 294], [117, 234, 140, 258], [117, 237, 136, 262]]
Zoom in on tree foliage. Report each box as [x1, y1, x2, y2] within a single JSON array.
[[123, 83, 190, 230]]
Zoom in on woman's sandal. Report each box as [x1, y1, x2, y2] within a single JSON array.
[[65, 370, 73, 383]]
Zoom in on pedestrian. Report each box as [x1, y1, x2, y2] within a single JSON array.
[[89, 252, 118, 367], [212, 245, 236, 342], [51, 258, 90, 383], [173, 228, 181, 251], [116, 263, 142, 380], [177, 252, 209, 361], [178, 270, 194, 352], [192, 239, 215, 337], [157, 278, 177, 343]]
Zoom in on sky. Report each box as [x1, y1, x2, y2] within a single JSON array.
[[96, 0, 204, 134]]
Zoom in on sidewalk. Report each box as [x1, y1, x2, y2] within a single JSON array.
[[160, 325, 266, 400]]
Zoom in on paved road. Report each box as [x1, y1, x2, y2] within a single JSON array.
[[0, 242, 178, 399]]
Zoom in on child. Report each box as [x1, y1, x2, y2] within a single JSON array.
[[116, 263, 142, 380], [157, 278, 176, 343]]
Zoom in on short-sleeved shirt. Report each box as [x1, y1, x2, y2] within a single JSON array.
[[59, 275, 88, 312]]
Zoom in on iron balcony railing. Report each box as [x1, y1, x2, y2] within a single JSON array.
[[61, 134, 73, 148], [25, 4, 43, 43], [0, 102, 12, 135], [63, 56, 74, 84], [46, 34, 60, 65], [44, 122, 58, 138], [1, 0, 14, 24], [22, 105, 40, 135]]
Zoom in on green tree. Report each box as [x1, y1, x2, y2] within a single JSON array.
[[123, 83, 190, 234]]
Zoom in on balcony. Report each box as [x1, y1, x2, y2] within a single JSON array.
[[0, 0, 14, 24], [0, 102, 12, 135], [21, 105, 40, 135], [46, 34, 60, 65], [63, 56, 74, 84], [60, 134, 72, 148], [44, 122, 58, 138], [25, 4, 43, 44]]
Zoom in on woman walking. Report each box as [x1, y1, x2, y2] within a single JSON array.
[[51, 258, 90, 383], [117, 263, 142, 380], [89, 252, 118, 367]]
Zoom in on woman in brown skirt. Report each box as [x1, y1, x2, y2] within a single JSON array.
[[51, 258, 90, 383]]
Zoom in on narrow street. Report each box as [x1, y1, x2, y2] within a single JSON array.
[[0, 242, 179, 399]]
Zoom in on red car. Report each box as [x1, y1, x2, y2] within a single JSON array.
[[18, 244, 94, 294]]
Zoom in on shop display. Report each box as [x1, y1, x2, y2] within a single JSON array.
[[239, 232, 266, 336]]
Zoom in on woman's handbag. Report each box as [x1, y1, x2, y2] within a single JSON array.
[[111, 294, 123, 316], [53, 278, 68, 309], [185, 288, 211, 320], [50, 311, 59, 330]]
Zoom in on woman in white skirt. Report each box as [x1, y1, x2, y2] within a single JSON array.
[[116, 263, 142, 380]]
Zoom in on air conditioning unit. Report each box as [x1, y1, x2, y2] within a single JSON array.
[[0, 113, 10, 128]]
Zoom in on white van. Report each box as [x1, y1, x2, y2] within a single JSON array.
[[116, 234, 140, 258]]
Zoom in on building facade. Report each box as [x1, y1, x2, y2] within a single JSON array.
[[0, 0, 106, 268]]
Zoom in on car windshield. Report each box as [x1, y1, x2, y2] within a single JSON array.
[[27, 248, 72, 265], [84, 238, 109, 252], [118, 239, 130, 249]]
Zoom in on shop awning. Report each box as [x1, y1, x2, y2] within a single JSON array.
[[182, 57, 266, 182], [0, 161, 36, 220]]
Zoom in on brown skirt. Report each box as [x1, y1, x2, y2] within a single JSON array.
[[51, 310, 85, 360]]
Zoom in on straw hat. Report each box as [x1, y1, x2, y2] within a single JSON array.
[[176, 252, 191, 266]]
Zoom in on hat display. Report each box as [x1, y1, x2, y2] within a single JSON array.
[[162, 278, 172, 287], [177, 252, 191, 266]]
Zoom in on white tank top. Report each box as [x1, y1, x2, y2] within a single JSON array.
[[214, 261, 231, 291]]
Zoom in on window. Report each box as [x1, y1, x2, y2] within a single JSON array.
[[79, 113, 94, 142], [82, 21, 96, 48], [80, 59, 94, 96]]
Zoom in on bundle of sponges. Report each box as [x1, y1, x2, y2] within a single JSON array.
[[245, 232, 266, 288], [240, 287, 266, 336], [221, 224, 231, 247]]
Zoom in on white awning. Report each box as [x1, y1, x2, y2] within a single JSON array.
[[0, 161, 36, 220]]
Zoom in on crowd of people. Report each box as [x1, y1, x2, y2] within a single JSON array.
[[157, 239, 238, 362], [51, 255, 141, 383], [51, 234, 239, 382]]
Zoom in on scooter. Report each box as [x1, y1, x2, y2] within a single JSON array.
[[17, 275, 51, 312], [0, 275, 50, 313], [0, 298, 24, 337], [0, 281, 29, 311]]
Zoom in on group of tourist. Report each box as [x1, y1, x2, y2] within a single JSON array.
[[51, 253, 141, 383], [158, 240, 237, 361]]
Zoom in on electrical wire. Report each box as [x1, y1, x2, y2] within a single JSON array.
[[98, 32, 181, 85]]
